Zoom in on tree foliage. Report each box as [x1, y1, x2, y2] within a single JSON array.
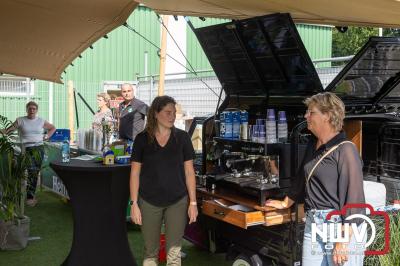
[[383, 28, 400, 37], [333, 27, 400, 58], [332, 27, 378, 57]]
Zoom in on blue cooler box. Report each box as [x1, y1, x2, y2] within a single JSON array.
[[50, 129, 71, 142]]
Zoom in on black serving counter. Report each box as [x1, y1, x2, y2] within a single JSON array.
[[42, 142, 102, 198], [50, 159, 136, 266]]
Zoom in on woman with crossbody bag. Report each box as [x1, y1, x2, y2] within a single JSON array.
[[266, 92, 366, 266]]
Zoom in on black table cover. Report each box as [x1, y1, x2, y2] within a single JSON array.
[[50, 159, 137, 266]]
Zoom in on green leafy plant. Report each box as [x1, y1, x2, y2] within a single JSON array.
[[332, 27, 378, 58], [0, 115, 30, 221], [364, 211, 400, 266]]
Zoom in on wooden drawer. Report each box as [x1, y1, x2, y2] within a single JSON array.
[[202, 199, 265, 229], [264, 204, 304, 226], [265, 213, 291, 226]]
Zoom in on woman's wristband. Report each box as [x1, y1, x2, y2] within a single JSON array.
[[129, 200, 138, 205], [189, 201, 197, 206]]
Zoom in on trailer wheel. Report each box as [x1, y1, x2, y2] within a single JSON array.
[[232, 254, 251, 266]]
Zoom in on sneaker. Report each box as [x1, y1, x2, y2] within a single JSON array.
[[181, 251, 187, 259], [26, 198, 38, 207]]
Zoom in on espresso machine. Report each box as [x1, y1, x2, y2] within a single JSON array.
[[205, 136, 290, 205]]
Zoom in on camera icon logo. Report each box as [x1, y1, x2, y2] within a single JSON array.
[[326, 203, 390, 256]]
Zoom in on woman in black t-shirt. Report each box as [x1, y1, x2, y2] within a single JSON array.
[[129, 95, 198, 266]]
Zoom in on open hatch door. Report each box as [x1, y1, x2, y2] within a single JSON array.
[[193, 13, 323, 98]]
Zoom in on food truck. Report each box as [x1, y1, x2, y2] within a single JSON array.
[[184, 13, 400, 265]]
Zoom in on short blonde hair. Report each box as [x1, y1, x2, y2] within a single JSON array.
[[304, 92, 345, 132], [97, 92, 111, 107]]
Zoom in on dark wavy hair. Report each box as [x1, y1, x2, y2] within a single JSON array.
[[145, 95, 176, 143]]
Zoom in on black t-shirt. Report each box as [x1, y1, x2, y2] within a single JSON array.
[[118, 98, 148, 141], [131, 128, 195, 207]]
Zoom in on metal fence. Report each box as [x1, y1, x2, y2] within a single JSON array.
[[136, 56, 352, 117], [136, 71, 223, 117], [0, 76, 40, 125], [0, 76, 33, 97]]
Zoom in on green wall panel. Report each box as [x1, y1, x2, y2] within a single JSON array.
[[61, 6, 160, 82], [0, 96, 31, 123], [31, 6, 161, 130], [297, 24, 332, 66], [186, 20, 332, 73], [0, 79, 51, 124]]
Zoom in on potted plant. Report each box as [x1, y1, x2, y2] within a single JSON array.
[[0, 114, 31, 250]]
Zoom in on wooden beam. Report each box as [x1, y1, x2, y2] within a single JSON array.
[[68, 80, 75, 143], [158, 15, 169, 96], [343, 120, 362, 156]]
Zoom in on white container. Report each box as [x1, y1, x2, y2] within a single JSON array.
[[266, 109, 277, 144], [277, 122, 288, 142], [61, 139, 70, 163], [277, 111, 288, 143], [266, 120, 277, 143]]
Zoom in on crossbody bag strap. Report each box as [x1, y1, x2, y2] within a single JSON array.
[[306, 141, 354, 183]]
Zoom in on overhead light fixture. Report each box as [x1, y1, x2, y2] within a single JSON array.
[[335, 26, 348, 33]]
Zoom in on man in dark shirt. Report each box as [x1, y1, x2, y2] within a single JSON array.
[[118, 83, 148, 141]]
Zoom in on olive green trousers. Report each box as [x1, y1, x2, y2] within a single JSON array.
[[139, 196, 188, 266]]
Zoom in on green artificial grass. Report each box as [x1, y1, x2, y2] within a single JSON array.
[[0, 191, 230, 266], [364, 211, 400, 266]]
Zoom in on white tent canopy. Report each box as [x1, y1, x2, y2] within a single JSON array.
[[1, 0, 399, 83], [0, 0, 137, 83], [140, 0, 400, 28]]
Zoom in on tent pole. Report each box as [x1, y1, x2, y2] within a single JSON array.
[[48, 82, 53, 123]]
